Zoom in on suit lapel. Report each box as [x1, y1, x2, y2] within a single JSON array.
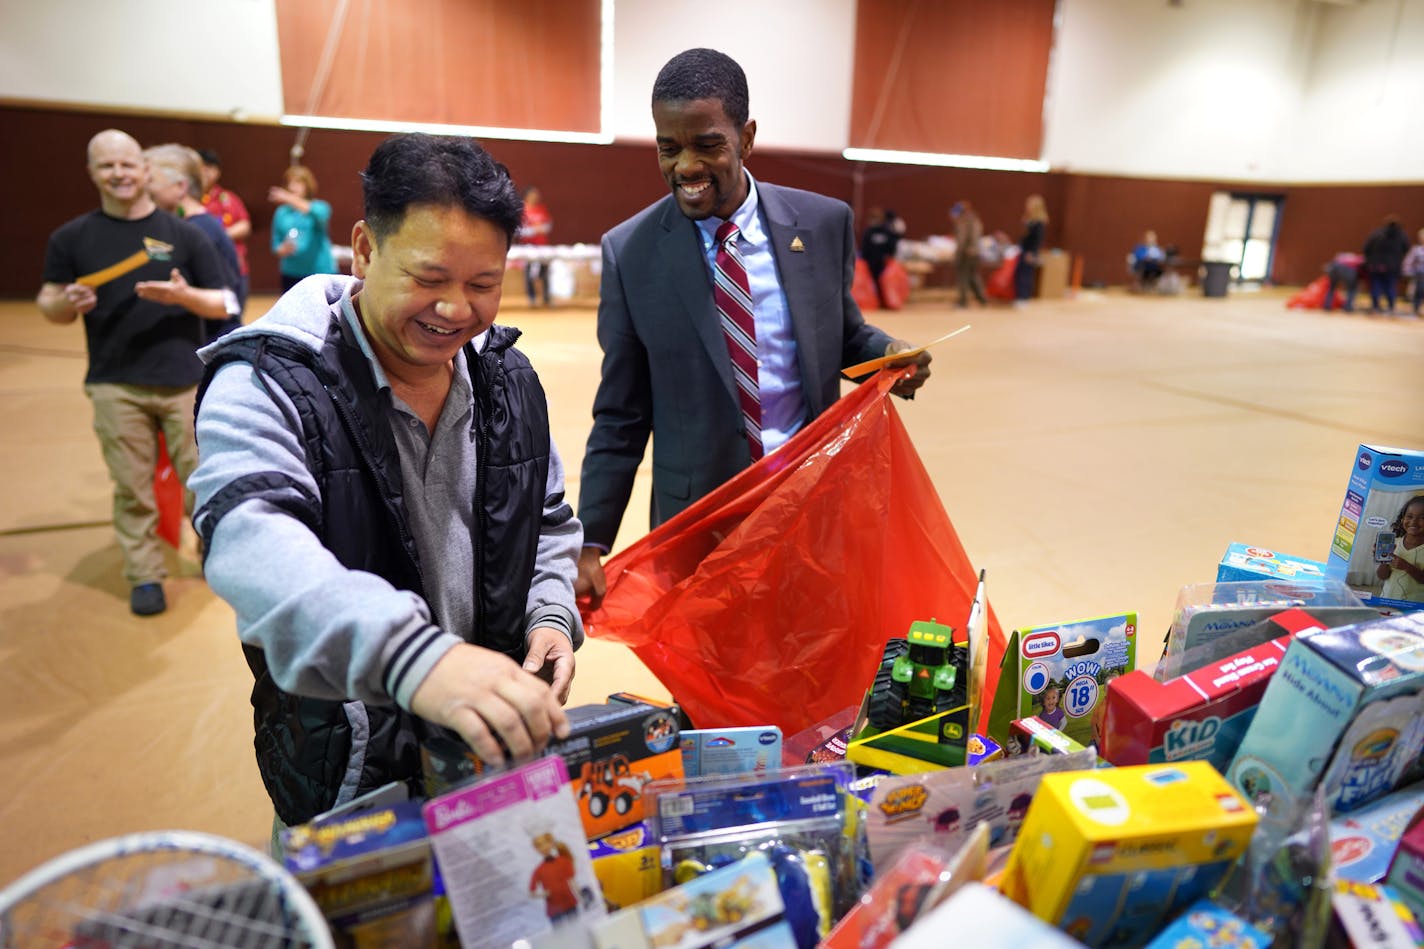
[[759, 184, 826, 414], [657, 199, 737, 402]]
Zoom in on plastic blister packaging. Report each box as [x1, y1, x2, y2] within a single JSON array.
[[645, 763, 862, 949]]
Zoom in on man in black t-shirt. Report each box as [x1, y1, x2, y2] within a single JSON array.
[[37, 128, 234, 616]]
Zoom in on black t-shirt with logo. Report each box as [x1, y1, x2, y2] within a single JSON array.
[[43, 209, 229, 387]]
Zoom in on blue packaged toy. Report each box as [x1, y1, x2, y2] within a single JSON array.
[[1218, 543, 1329, 583], [1327, 444, 1424, 613]]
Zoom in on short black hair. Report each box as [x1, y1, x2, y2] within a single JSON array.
[[360, 133, 523, 246], [197, 148, 221, 167], [651, 48, 749, 128]]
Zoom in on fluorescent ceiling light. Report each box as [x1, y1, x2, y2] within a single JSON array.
[[843, 147, 1049, 174], [279, 114, 613, 145]]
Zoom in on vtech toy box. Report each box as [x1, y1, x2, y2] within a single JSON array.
[[1000, 761, 1258, 948], [1327, 444, 1424, 613]]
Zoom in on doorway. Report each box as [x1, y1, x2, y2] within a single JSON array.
[[1202, 192, 1284, 286]]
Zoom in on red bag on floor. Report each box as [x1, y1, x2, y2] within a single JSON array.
[[154, 432, 182, 549], [1286, 275, 1340, 310], [986, 254, 1017, 301], [581, 369, 1006, 736], [852, 258, 879, 311], [878, 259, 910, 310]]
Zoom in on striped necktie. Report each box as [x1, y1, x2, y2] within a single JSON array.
[[713, 220, 763, 461]]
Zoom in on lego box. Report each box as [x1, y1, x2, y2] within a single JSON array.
[[1000, 761, 1258, 948], [1226, 611, 1424, 821], [1327, 444, 1424, 613]]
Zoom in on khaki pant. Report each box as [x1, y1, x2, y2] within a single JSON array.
[[84, 383, 199, 586]]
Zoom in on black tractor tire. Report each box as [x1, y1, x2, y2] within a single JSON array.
[[868, 676, 909, 731]]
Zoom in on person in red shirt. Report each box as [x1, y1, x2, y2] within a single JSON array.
[[518, 186, 553, 307], [528, 832, 578, 922], [198, 149, 252, 302]]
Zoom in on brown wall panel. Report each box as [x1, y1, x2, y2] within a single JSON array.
[[4, 105, 1421, 300]]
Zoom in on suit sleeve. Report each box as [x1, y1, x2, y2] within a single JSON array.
[[836, 205, 894, 368], [576, 231, 655, 550]]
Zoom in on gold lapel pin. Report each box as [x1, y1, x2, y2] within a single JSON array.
[[789, 236, 806, 252]]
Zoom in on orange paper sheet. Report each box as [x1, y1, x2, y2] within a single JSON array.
[[843, 324, 971, 378]]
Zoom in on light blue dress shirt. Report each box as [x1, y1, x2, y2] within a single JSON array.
[[695, 173, 807, 454]]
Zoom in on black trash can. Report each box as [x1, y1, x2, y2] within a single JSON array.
[[1201, 260, 1233, 298]]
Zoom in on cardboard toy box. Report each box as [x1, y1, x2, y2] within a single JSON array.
[[1386, 816, 1424, 920], [679, 726, 782, 777], [1327, 444, 1424, 613], [1218, 543, 1329, 583], [1000, 761, 1258, 948], [1226, 612, 1424, 821], [986, 611, 1137, 750], [587, 822, 661, 913], [1098, 607, 1333, 770], [1143, 899, 1272, 948], [422, 700, 685, 841], [1330, 782, 1424, 885], [282, 799, 438, 946], [1328, 880, 1424, 948]]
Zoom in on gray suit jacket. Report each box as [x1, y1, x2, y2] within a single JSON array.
[[577, 181, 893, 549]]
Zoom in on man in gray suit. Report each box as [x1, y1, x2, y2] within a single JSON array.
[[576, 48, 932, 606]]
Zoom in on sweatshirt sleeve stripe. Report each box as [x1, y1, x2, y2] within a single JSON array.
[[383, 622, 457, 708]]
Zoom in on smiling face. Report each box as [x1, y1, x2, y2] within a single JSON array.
[[653, 97, 754, 221], [87, 131, 150, 216], [1401, 499, 1424, 545], [1040, 685, 1060, 713], [351, 203, 508, 385]]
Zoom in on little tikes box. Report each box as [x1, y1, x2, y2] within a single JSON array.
[[1098, 607, 1328, 770], [1327, 444, 1424, 613], [986, 612, 1137, 750], [1226, 612, 1424, 821], [1000, 761, 1258, 948]]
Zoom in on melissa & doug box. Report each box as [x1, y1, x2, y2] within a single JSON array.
[[1097, 607, 1330, 770], [1226, 611, 1424, 821], [1327, 444, 1424, 613], [1000, 761, 1258, 948]]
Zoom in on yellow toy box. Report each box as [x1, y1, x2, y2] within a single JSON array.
[[1000, 761, 1258, 948]]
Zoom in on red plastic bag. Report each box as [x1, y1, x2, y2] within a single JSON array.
[[852, 258, 879, 311], [154, 432, 182, 549], [581, 369, 1005, 736], [986, 253, 1017, 301], [878, 259, 910, 310], [1286, 275, 1340, 310]]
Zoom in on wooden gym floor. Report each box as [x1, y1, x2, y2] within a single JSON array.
[[1, 287, 1420, 884]]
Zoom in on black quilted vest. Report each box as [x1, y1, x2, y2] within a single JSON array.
[[195, 318, 555, 825]]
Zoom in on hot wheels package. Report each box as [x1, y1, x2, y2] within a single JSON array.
[[645, 763, 860, 949]]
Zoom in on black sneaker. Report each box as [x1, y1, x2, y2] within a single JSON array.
[[130, 582, 167, 616]]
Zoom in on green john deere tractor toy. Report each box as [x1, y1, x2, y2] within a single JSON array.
[[866, 618, 969, 732]]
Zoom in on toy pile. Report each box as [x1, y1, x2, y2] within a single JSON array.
[[277, 443, 1424, 948]]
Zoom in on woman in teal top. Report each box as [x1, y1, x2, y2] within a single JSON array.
[[269, 164, 336, 292]]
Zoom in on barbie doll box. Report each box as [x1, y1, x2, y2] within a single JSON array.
[[1326, 444, 1424, 613], [999, 761, 1257, 947], [1225, 611, 1424, 822]]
